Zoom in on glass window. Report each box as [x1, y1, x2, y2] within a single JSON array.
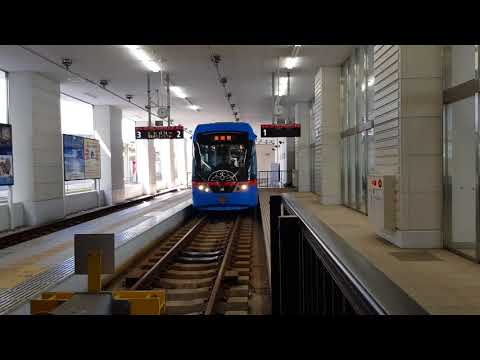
[[348, 55, 357, 128], [445, 45, 477, 88], [340, 47, 375, 214], [348, 136, 357, 208], [122, 118, 138, 184], [60, 95, 95, 194], [366, 45, 375, 121], [342, 138, 348, 205], [357, 47, 366, 123], [357, 132, 367, 213]]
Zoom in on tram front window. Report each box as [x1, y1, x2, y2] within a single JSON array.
[[193, 133, 253, 182]]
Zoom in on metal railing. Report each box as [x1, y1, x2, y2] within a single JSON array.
[[270, 193, 428, 315], [257, 170, 296, 189]]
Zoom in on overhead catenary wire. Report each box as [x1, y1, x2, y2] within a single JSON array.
[[15, 45, 193, 131], [209, 49, 239, 122]]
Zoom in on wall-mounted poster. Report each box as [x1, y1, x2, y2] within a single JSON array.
[[0, 124, 13, 186], [84, 138, 101, 179], [63, 134, 85, 181]]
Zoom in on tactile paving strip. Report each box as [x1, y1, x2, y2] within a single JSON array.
[[0, 257, 74, 315], [0, 198, 191, 315]]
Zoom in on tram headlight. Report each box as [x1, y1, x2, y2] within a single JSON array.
[[204, 187, 210, 192], [240, 184, 248, 191], [198, 184, 205, 191]]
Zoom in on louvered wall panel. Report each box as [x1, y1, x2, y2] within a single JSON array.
[[374, 45, 401, 227], [311, 70, 323, 194], [374, 45, 400, 177]]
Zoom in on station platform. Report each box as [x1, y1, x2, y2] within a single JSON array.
[[260, 191, 480, 315], [0, 190, 192, 315]]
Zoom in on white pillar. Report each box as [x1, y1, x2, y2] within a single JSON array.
[[373, 45, 443, 248], [93, 105, 125, 205], [294, 102, 311, 192], [312, 67, 342, 204], [9, 72, 65, 226]]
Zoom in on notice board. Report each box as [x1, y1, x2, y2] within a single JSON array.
[[0, 124, 13, 186], [63, 134, 101, 181], [84, 138, 101, 179]]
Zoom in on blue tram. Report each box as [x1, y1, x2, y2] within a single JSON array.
[[191, 122, 258, 211]]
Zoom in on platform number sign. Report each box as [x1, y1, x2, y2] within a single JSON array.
[[135, 125, 184, 140], [261, 123, 301, 138]]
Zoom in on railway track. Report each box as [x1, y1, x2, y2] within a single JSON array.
[[119, 214, 254, 315]]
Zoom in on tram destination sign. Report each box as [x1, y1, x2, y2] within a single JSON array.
[[260, 123, 301, 138], [135, 125, 184, 140]]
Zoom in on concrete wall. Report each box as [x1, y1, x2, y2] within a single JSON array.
[[256, 144, 275, 171], [371, 45, 443, 248], [64, 190, 104, 216], [294, 102, 312, 192]]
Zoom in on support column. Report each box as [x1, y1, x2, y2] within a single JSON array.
[[9, 72, 65, 226], [169, 139, 177, 186], [93, 105, 125, 205], [294, 102, 311, 192], [372, 45, 443, 248], [312, 67, 342, 204], [398, 45, 443, 247]]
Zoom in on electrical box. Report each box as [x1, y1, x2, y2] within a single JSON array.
[[367, 175, 395, 232]]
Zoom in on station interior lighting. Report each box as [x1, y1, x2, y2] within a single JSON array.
[[170, 86, 187, 99], [278, 76, 288, 96], [285, 57, 299, 69], [124, 45, 161, 72], [189, 105, 201, 111]]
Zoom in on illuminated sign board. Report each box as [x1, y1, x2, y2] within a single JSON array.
[[135, 125, 184, 140], [0, 124, 13, 186], [260, 123, 300, 137]]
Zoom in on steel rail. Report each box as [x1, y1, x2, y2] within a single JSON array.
[[204, 216, 241, 315], [130, 216, 208, 290]]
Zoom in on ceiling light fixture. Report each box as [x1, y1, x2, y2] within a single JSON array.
[[279, 76, 288, 96], [124, 45, 161, 73], [285, 57, 299, 70], [189, 105, 200, 111], [170, 86, 187, 99]]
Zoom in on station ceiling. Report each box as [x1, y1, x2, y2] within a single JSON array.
[[0, 45, 352, 132]]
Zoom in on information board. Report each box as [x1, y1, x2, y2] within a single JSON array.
[[135, 125, 184, 140], [260, 123, 301, 138], [84, 138, 101, 179], [63, 135, 101, 181], [0, 124, 13, 186]]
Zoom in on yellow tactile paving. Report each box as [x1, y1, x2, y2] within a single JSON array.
[[288, 192, 480, 315]]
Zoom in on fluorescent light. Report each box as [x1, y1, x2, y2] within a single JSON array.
[[171, 86, 187, 99], [294, 45, 302, 47], [189, 105, 200, 111], [124, 45, 161, 73], [144, 60, 161, 72], [361, 81, 366, 92], [279, 77, 288, 96], [285, 57, 299, 69]]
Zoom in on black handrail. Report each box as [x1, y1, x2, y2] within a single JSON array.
[[271, 193, 428, 315]]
